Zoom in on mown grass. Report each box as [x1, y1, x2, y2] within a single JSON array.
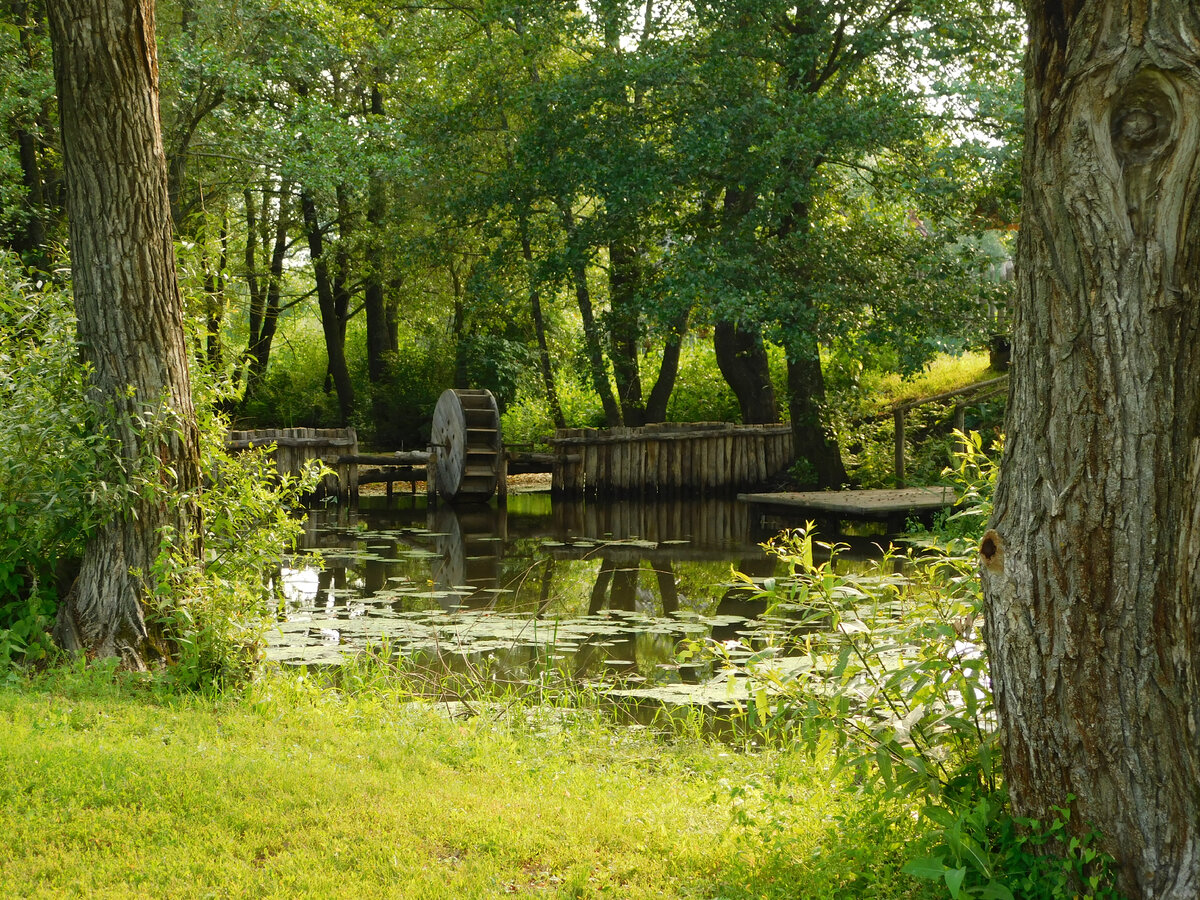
[[0, 665, 935, 899]]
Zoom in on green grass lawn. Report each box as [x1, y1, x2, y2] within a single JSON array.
[[0, 667, 933, 899]]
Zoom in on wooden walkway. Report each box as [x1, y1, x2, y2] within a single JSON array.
[[737, 486, 957, 519]]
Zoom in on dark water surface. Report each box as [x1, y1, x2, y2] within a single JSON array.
[[270, 492, 893, 704]]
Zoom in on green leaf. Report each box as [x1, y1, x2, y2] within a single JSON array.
[[944, 865, 967, 898], [901, 855, 947, 881], [980, 882, 1015, 900]]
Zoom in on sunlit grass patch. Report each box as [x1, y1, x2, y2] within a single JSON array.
[[865, 351, 997, 410], [0, 667, 934, 899]]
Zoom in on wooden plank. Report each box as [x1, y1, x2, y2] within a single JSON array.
[[738, 487, 956, 518], [645, 438, 659, 497], [346, 427, 359, 503]]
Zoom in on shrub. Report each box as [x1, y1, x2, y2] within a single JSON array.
[[0, 255, 321, 689], [0, 259, 106, 666], [145, 406, 321, 692]]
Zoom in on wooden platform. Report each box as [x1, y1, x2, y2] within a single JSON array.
[[737, 487, 957, 519]]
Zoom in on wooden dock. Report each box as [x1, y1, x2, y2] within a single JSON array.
[[738, 486, 957, 519]]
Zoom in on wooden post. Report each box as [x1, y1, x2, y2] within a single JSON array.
[[953, 402, 967, 464], [426, 448, 438, 506], [497, 452, 508, 502], [347, 427, 359, 503], [894, 407, 906, 487]]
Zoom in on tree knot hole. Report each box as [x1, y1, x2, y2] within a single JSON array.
[[1110, 72, 1177, 166], [980, 529, 1004, 572]]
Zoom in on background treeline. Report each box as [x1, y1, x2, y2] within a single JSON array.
[[0, 0, 1022, 487]]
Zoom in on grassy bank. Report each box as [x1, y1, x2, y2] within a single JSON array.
[[0, 666, 933, 899]]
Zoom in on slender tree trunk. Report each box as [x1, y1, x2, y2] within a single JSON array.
[[982, 6, 1200, 898], [364, 87, 391, 384], [245, 183, 289, 396], [559, 200, 621, 425], [300, 188, 354, 423], [9, 2, 49, 268], [607, 237, 645, 427], [519, 214, 565, 428], [200, 214, 227, 371], [714, 320, 778, 424], [12, 126, 48, 268], [643, 311, 688, 423], [46, 0, 202, 667]]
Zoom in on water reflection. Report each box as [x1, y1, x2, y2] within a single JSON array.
[[271, 494, 894, 701]]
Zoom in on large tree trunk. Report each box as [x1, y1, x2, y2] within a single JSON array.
[[785, 345, 846, 490], [714, 320, 778, 424], [982, 5, 1200, 897], [47, 0, 202, 667]]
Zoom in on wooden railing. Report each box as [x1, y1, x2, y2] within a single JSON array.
[[888, 375, 1008, 486]]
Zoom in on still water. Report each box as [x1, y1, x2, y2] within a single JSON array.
[[270, 492, 894, 704]]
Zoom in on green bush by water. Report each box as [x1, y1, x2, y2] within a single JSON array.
[[713, 440, 1122, 899]]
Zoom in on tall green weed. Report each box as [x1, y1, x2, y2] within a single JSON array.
[[712, 435, 1122, 898]]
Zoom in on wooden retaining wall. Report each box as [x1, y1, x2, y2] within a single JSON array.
[[551, 422, 793, 498], [226, 427, 358, 501]]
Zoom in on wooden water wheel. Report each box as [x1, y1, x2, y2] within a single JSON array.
[[430, 388, 503, 503]]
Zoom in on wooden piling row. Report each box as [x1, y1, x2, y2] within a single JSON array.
[[226, 427, 358, 502], [551, 422, 793, 498]]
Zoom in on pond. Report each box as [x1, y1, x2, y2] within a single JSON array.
[[270, 491, 899, 708]]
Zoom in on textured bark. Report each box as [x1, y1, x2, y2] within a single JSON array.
[[982, 4, 1200, 897], [47, 0, 201, 666], [786, 338, 847, 490], [714, 320, 778, 424]]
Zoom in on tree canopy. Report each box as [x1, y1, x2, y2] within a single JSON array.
[[0, 0, 1021, 475]]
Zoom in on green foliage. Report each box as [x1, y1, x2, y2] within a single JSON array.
[[904, 796, 1121, 900], [146, 410, 323, 693], [715, 438, 1121, 898], [501, 374, 605, 448], [0, 256, 322, 688], [737, 527, 998, 801], [665, 337, 742, 423], [0, 260, 106, 665], [364, 336, 457, 448]]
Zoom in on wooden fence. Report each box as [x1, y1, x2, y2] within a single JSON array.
[[551, 422, 793, 498], [226, 427, 358, 502]]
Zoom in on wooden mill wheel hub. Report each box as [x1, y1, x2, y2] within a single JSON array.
[[430, 388, 503, 502]]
